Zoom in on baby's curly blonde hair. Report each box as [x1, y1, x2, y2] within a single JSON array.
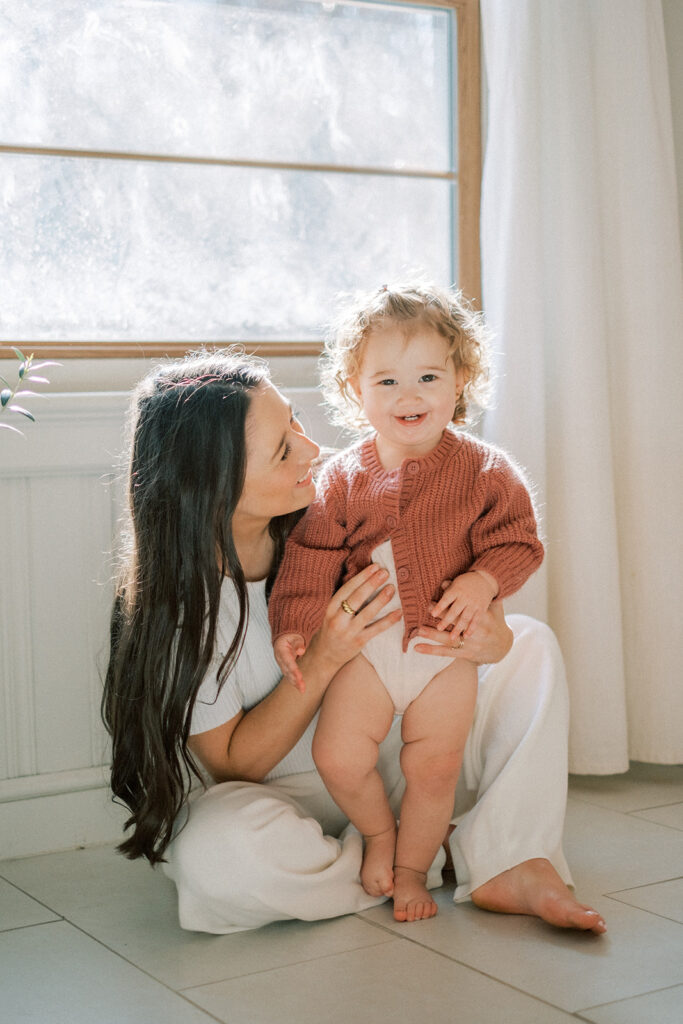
[[320, 281, 492, 430]]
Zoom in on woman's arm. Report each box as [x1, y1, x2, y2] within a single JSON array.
[[188, 564, 402, 783], [413, 599, 513, 665]]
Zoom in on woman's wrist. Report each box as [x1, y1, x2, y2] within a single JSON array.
[[296, 631, 345, 692]]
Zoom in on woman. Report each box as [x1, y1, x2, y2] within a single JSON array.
[[102, 350, 606, 935]]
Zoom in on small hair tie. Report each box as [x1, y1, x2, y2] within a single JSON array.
[[380, 284, 389, 292]]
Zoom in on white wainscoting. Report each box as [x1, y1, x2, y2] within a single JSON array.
[[0, 386, 338, 859]]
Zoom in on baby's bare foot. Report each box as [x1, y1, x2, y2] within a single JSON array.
[[392, 865, 438, 922], [361, 826, 396, 897]]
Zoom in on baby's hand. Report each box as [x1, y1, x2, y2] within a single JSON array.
[[429, 571, 498, 638], [273, 633, 307, 693]]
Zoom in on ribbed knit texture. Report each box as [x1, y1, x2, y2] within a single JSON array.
[[269, 428, 544, 650]]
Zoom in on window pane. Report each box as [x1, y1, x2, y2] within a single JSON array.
[[1, 155, 453, 341], [1, 0, 452, 170]]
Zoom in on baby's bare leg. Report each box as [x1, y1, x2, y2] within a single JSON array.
[[395, 658, 478, 922], [312, 655, 396, 897]]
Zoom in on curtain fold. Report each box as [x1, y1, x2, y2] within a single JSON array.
[[479, 0, 683, 772]]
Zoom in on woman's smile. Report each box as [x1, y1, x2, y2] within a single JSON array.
[[296, 467, 314, 487]]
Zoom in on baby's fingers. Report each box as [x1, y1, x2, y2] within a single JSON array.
[[462, 610, 479, 634], [275, 640, 306, 693], [432, 598, 468, 632], [282, 660, 305, 693]]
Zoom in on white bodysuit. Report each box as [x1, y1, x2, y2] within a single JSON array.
[[361, 540, 454, 714]]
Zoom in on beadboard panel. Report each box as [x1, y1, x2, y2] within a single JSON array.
[[0, 393, 128, 857]]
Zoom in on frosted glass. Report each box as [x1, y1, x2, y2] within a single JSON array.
[[1, 0, 452, 170], [1, 155, 453, 341]]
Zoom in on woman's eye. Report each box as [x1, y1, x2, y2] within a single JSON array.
[[281, 442, 292, 461]]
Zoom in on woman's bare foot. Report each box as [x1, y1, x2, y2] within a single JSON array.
[[471, 858, 607, 934], [361, 826, 396, 897], [393, 866, 438, 922]]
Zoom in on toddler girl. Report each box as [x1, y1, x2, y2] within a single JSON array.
[[268, 282, 543, 921]]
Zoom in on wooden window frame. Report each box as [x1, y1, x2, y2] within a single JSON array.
[[0, 0, 481, 360]]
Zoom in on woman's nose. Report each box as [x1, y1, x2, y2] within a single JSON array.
[[301, 432, 321, 460]]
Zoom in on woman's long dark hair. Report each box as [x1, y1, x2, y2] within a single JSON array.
[[102, 350, 300, 865]]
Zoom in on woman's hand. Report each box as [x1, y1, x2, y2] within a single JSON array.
[[414, 596, 513, 665], [300, 564, 402, 681], [191, 565, 401, 786]]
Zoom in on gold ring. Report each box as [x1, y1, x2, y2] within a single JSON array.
[[456, 635, 465, 649], [340, 599, 356, 616]]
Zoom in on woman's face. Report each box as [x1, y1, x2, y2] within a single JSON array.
[[235, 383, 320, 526]]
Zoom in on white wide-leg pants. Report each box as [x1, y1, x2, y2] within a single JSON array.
[[164, 615, 573, 933]]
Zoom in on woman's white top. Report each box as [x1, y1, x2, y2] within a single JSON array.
[[189, 577, 318, 781]]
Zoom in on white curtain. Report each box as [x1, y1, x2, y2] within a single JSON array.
[[479, 0, 683, 772]]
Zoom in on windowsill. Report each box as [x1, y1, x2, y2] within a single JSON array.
[[0, 353, 321, 394]]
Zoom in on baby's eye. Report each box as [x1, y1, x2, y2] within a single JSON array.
[[420, 374, 438, 383], [377, 378, 396, 386], [281, 442, 292, 461]]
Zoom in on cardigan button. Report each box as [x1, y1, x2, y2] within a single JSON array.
[[397, 566, 410, 582], [406, 461, 420, 474], [386, 514, 397, 530]]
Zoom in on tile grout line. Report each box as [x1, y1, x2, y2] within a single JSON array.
[[177, 935, 404, 993], [62, 917, 230, 1024], [0, 873, 68, 920], [0, 911, 224, 1023], [183, 919, 588, 1022], [0, 918, 63, 935], [353, 913, 599, 1020], [600, 891, 683, 928], [568, 794, 683, 815], [573, 978, 683, 1017], [628, 799, 683, 810], [606, 873, 683, 894]]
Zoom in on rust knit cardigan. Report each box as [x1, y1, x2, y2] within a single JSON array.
[[268, 428, 544, 650]]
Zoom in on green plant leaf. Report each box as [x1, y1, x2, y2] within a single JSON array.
[[0, 375, 10, 387], [1, 388, 11, 407], [10, 405, 35, 422], [12, 347, 27, 361]]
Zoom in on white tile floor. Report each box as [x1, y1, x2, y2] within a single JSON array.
[[1, 763, 682, 1024]]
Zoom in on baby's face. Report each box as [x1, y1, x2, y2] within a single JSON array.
[[351, 321, 463, 468]]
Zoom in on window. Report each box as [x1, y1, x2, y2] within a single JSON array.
[[0, 0, 481, 358]]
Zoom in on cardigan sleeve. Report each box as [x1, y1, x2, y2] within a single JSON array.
[[468, 450, 544, 599], [268, 466, 351, 647]]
